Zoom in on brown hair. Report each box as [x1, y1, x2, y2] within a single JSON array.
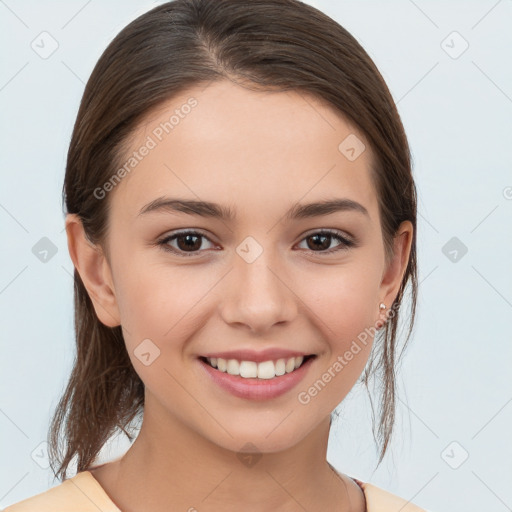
[[49, 0, 418, 481]]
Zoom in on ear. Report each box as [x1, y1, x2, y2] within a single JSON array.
[[65, 213, 121, 327], [378, 220, 414, 322]]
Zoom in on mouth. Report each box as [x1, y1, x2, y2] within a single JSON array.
[[198, 354, 317, 380]]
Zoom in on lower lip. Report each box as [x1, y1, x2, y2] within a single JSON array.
[[198, 357, 315, 400]]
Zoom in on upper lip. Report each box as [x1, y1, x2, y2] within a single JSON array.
[[200, 348, 313, 362]]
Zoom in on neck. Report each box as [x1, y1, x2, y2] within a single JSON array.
[[100, 396, 355, 512]]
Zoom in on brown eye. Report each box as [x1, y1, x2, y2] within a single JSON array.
[[174, 233, 203, 252], [298, 230, 355, 253], [158, 231, 215, 256]]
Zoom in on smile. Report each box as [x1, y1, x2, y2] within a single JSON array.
[[201, 355, 315, 380], [198, 353, 317, 400]]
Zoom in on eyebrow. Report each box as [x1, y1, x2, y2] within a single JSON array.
[[137, 196, 369, 220]]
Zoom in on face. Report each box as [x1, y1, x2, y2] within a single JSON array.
[[74, 80, 411, 454]]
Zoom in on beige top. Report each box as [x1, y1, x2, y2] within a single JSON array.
[[3, 471, 427, 511]]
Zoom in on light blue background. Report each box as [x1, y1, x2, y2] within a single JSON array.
[[1, 1, 511, 511]]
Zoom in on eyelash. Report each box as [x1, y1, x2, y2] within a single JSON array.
[[156, 229, 356, 258]]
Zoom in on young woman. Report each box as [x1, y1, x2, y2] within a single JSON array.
[[5, 0, 427, 510]]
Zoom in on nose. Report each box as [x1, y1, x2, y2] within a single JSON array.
[[219, 247, 298, 334]]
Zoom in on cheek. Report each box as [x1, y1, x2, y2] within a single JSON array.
[[114, 259, 216, 351], [297, 262, 380, 397], [305, 261, 380, 341], [113, 263, 212, 404]]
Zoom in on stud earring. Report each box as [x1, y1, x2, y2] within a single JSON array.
[[379, 303, 386, 310]]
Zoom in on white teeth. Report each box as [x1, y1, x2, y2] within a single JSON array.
[[257, 360, 275, 379], [226, 359, 239, 375], [205, 355, 308, 379], [275, 359, 286, 376], [285, 357, 295, 373], [239, 360, 258, 378]]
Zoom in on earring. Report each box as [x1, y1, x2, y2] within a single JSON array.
[[377, 302, 387, 330]]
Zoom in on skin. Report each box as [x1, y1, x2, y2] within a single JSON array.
[[66, 80, 413, 512]]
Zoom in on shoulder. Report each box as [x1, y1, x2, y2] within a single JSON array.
[[354, 478, 429, 512], [2, 472, 120, 512]]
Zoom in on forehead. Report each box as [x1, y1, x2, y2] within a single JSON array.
[[110, 80, 378, 221]]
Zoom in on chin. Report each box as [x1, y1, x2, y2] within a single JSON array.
[[199, 417, 319, 456]]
